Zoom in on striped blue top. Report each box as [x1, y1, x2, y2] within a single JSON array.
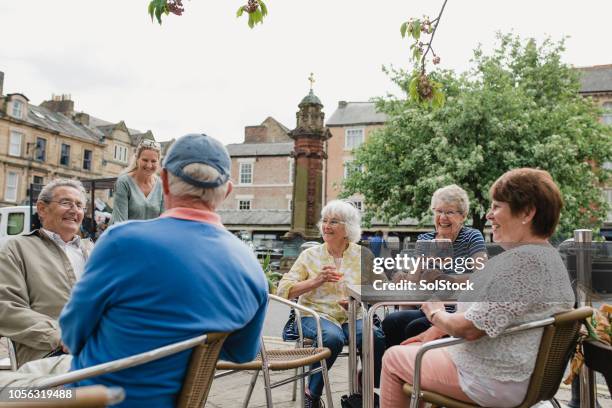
[[417, 226, 486, 274]]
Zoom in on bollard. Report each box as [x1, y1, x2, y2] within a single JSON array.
[[575, 229, 597, 408]]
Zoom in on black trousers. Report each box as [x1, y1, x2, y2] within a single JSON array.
[[381, 309, 431, 348]]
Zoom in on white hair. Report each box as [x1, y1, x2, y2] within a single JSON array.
[[167, 163, 229, 210], [430, 184, 470, 216], [38, 178, 87, 205], [319, 200, 362, 243]]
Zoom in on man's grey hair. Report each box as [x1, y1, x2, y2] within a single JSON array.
[[430, 184, 470, 216], [318, 200, 362, 243], [38, 178, 87, 205], [167, 163, 230, 210]]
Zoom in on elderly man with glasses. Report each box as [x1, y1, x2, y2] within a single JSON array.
[[0, 179, 93, 367]]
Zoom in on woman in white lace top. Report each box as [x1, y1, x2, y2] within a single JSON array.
[[380, 168, 575, 408]]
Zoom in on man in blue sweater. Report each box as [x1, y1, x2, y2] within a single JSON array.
[[64, 133, 269, 406], [0, 134, 269, 407]]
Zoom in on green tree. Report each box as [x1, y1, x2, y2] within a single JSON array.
[[343, 33, 612, 238]]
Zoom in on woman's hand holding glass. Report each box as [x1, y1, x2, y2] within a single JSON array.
[[317, 265, 343, 284], [317, 265, 350, 310]]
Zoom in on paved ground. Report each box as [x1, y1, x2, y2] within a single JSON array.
[[206, 301, 612, 407], [207, 345, 612, 407], [1, 301, 610, 406]]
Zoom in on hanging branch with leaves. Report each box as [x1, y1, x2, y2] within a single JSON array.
[[148, 0, 183, 24], [236, 0, 268, 28], [148, 0, 268, 27], [145, 0, 449, 106], [400, 0, 448, 108]]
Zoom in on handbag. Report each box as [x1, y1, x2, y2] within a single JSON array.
[[341, 393, 380, 408], [282, 307, 383, 342], [282, 307, 300, 341], [340, 393, 362, 408]]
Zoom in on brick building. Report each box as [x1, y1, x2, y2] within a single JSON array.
[[577, 64, 612, 236], [325, 101, 387, 207], [218, 117, 295, 246]]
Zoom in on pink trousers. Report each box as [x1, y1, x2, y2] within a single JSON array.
[[380, 343, 474, 408]]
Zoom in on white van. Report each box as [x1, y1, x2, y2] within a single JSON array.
[[0, 206, 34, 245]]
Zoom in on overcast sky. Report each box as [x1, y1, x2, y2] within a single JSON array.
[[1, 0, 610, 144]]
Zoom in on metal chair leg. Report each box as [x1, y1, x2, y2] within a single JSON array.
[[321, 359, 334, 408], [300, 365, 305, 407], [242, 370, 259, 408], [259, 339, 274, 408], [291, 367, 298, 401], [261, 366, 273, 407]]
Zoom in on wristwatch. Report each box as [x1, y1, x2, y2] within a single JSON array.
[[428, 308, 444, 322]]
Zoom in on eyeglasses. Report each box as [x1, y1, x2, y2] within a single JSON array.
[[321, 218, 344, 227], [48, 200, 87, 211], [433, 209, 462, 217]]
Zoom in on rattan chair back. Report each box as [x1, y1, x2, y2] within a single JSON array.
[[401, 307, 593, 408], [518, 307, 592, 407], [177, 332, 230, 408]]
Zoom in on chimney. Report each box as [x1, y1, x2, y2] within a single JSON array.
[[74, 112, 90, 126], [338, 100, 348, 108], [244, 125, 267, 143], [0, 71, 4, 96], [40, 94, 74, 115]]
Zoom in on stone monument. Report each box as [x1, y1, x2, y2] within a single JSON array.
[[281, 74, 331, 270]]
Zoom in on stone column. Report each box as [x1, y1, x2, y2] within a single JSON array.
[[281, 89, 331, 268]]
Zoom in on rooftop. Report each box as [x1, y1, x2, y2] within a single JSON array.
[[226, 142, 293, 157], [218, 209, 292, 226], [27, 105, 104, 144], [326, 101, 387, 126], [577, 64, 612, 94]]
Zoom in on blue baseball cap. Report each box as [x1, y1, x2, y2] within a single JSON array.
[[163, 133, 231, 189]]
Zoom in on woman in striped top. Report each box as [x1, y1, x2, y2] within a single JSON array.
[[382, 184, 487, 347]]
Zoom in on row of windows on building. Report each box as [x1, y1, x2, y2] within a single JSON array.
[[233, 128, 365, 186], [236, 156, 363, 186], [3, 173, 46, 202], [234, 197, 363, 212], [9, 131, 93, 170]]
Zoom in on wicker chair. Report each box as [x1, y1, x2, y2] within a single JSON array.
[[0, 385, 125, 407], [216, 294, 334, 408], [1, 332, 229, 408], [401, 307, 592, 408]]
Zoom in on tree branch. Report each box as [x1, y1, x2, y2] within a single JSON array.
[[421, 0, 448, 74]]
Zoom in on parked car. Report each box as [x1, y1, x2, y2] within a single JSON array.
[[0, 206, 37, 245]]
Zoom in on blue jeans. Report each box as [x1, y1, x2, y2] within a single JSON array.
[[299, 317, 386, 398]]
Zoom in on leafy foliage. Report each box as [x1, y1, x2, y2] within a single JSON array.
[[236, 0, 268, 28], [261, 253, 282, 293], [343, 34, 612, 239], [400, 0, 449, 108], [148, 0, 267, 26], [148, 0, 169, 24]]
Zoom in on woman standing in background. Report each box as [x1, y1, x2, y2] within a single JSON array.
[[110, 140, 164, 224]]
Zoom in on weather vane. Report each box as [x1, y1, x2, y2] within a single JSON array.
[[308, 72, 315, 90]]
